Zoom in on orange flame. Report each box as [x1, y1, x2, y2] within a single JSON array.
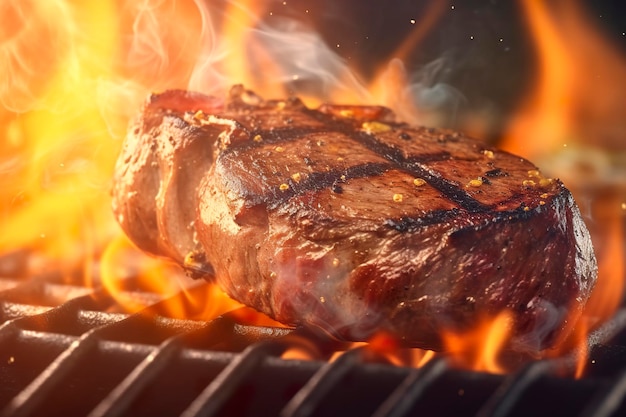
[[99, 234, 184, 312], [366, 0, 448, 125], [0, 0, 217, 272], [99, 232, 286, 325], [502, 0, 626, 158], [365, 332, 437, 368], [442, 311, 514, 374], [499, 0, 626, 376], [0, 1, 121, 281]]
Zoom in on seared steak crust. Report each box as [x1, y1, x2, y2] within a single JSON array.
[[112, 86, 597, 351]]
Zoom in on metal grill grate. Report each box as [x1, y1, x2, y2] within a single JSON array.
[[3, 271, 626, 417]]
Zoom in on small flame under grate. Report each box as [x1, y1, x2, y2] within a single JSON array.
[[3, 271, 626, 417]]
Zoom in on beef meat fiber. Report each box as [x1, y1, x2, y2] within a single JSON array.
[[112, 85, 597, 351]]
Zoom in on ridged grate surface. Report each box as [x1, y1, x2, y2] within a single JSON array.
[[2, 270, 626, 417]]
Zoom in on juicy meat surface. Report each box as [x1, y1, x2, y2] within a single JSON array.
[[112, 85, 597, 351]]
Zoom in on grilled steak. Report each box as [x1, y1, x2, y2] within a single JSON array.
[[112, 85, 597, 351]]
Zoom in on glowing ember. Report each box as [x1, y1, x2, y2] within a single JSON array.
[[0, 0, 623, 376]]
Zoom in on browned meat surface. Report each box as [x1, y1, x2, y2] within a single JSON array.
[[112, 85, 597, 351]]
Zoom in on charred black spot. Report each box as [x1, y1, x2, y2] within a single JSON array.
[[485, 168, 509, 177], [264, 162, 389, 209], [384, 209, 461, 232], [399, 132, 412, 140], [405, 152, 451, 164]]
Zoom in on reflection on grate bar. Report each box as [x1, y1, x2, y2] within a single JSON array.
[[371, 357, 449, 417], [475, 361, 557, 417], [281, 347, 365, 417], [4, 275, 626, 416], [181, 341, 290, 417], [580, 368, 626, 417]]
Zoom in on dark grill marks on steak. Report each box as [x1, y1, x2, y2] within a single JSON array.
[[264, 162, 390, 208], [383, 209, 463, 233], [216, 99, 533, 220], [112, 86, 598, 352]]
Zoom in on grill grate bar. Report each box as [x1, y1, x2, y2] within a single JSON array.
[[3, 330, 101, 417], [475, 360, 556, 417], [87, 336, 183, 417], [180, 340, 289, 417], [3, 273, 626, 416], [86, 315, 244, 417], [280, 347, 365, 417], [0, 277, 100, 308], [0, 320, 19, 345], [473, 309, 626, 417], [0, 288, 111, 329], [1, 302, 53, 321], [0, 292, 115, 417], [0, 287, 204, 417], [371, 357, 449, 417], [579, 368, 626, 417]]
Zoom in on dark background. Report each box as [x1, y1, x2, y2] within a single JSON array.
[[265, 0, 626, 142]]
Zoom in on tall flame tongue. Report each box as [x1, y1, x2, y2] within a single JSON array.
[[0, 0, 227, 311], [502, 0, 626, 158], [0, 0, 623, 375], [0, 1, 120, 276], [501, 0, 626, 376]]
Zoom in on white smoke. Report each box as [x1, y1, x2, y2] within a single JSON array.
[[511, 298, 568, 353], [245, 17, 371, 102], [188, 7, 465, 127]]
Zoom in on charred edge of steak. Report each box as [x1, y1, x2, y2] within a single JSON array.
[[384, 208, 463, 232], [383, 182, 577, 234]]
